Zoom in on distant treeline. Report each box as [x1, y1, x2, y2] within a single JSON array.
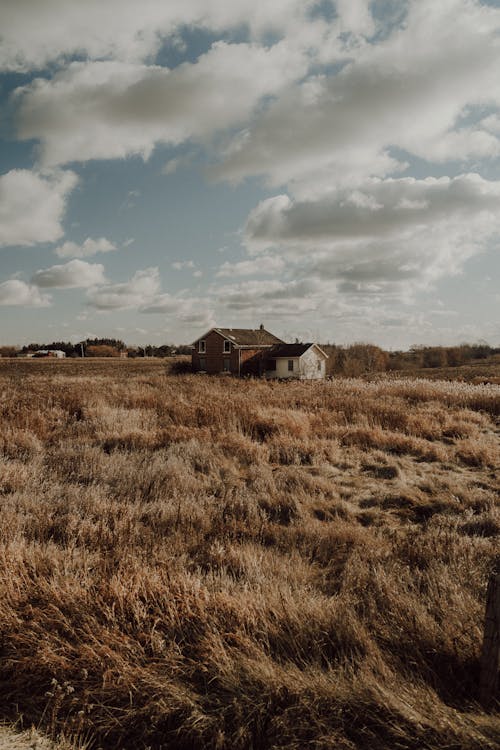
[[322, 343, 500, 376], [1, 340, 499, 374], [0, 338, 192, 358]]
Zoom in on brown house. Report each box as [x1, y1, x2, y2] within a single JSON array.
[[191, 326, 284, 376]]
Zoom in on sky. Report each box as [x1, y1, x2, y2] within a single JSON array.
[[0, 0, 499, 349]]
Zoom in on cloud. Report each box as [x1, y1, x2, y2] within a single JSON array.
[[0, 280, 51, 307], [214, 0, 500, 191], [172, 260, 195, 270], [246, 174, 500, 246], [335, 0, 375, 37], [16, 40, 308, 165], [216, 255, 285, 277], [217, 279, 322, 317], [86, 267, 161, 309], [84, 265, 213, 323], [0, 169, 78, 247], [139, 291, 214, 326], [54, 237, 117, 258], [31, 260, 107, 288], [0, 0, 310, 72], [138, 292, 178, 314], [243, 173, 500, 293]]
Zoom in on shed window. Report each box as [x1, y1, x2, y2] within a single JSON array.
[[198, 340, 206, 353], [223, 358, 231, 371], [317, 360, 321, 371], [288, 360, 294, 372], [223, 340, 231, 353], [199, 357, 206, 371]]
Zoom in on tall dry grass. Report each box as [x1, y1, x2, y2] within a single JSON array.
[[0, 359, 498, 749]]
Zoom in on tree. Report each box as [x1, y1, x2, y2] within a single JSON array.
[[85, 345, 121, 357], [343, 344, 389, 376], [84, 338, 126, 351], [0, 346, 18, 357], [422, 347, 447, 368]]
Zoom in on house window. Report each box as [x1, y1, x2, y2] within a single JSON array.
[[317, 360, 322, 371], [288, 360, 294, 372], [223, 340, 231, 353], [198, 340, 206, 353], [223, 358, 231, 371], [199, 357, 206, 371]]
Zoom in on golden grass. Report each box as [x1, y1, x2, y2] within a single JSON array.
[[0, 359, 498, 749]]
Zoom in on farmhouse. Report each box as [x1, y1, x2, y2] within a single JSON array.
[[264, 343, 328, 380], [192, 326, 283, 376], [192, 327, 328, 379]]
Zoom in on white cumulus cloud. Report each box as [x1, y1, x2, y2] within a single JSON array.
[[0, 169, 78, 247], [215, 0, 500, 191], [0, 0, 311, 72], [16, 40, 308, 166], [86, 267, 161, 310], [0, 279, 51, 307], [54, 237, 116, 258], [31, 260, 107, 288], [243, 174, 500, 294]]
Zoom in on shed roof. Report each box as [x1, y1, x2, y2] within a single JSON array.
[[269, 343, 328, 358]]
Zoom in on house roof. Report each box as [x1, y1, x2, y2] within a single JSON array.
[[269, 343, 328, 358], [193, 327, 284, 347], [217, 328, 283, 346]]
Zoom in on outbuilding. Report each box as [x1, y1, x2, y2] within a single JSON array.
[[264, 343, 328, 380]]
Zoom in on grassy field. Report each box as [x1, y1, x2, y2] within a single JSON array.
[[0, 359, 499, 749], [387, 358, 500, 384]]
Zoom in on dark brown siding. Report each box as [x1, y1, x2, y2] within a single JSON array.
[[192, 331, 275, 375], [240, 349, 269, 375], [192, 330, 238, 374]]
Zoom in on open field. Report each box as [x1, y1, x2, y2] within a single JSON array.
[[386, 358, 500, 385], [0, 359, 498, 749]]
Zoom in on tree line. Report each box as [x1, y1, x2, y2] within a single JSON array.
[[0, 338, 192, 358], [1, 339, 498, 374], [322, 342, 499, 377]]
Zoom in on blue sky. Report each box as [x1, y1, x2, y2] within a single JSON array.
[[0, 0, 499, 348]]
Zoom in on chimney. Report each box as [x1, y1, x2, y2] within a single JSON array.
[[259, 323, 264, 330]]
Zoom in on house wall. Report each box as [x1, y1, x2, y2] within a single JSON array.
[[299, 347, 326, 379], [265, 349, 326, 380], [240, 348, 269, 375], [265, 357, 299, 379], [192, 331, 271, 375], [192, 330, 234, 373]]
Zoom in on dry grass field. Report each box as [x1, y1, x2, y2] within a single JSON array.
[[386, 358, 500, 385], [0, 358, 499, 749]]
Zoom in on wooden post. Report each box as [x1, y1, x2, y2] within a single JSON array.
[[479, 556, 500, 711]]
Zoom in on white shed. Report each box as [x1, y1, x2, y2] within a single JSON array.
[[264, 343, 328, 380]]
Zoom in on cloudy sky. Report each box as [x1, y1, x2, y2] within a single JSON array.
[[1, 0, 499, 348]]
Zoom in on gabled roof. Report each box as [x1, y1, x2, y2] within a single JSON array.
[[192, 327, 284, 347], [216, 327, 283, 346], [269, 343, 328, 359]]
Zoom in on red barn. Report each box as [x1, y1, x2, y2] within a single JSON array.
[[191, 326, 283, 376]]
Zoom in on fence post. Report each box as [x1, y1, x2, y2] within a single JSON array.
[[479, 556, 500, 710]]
